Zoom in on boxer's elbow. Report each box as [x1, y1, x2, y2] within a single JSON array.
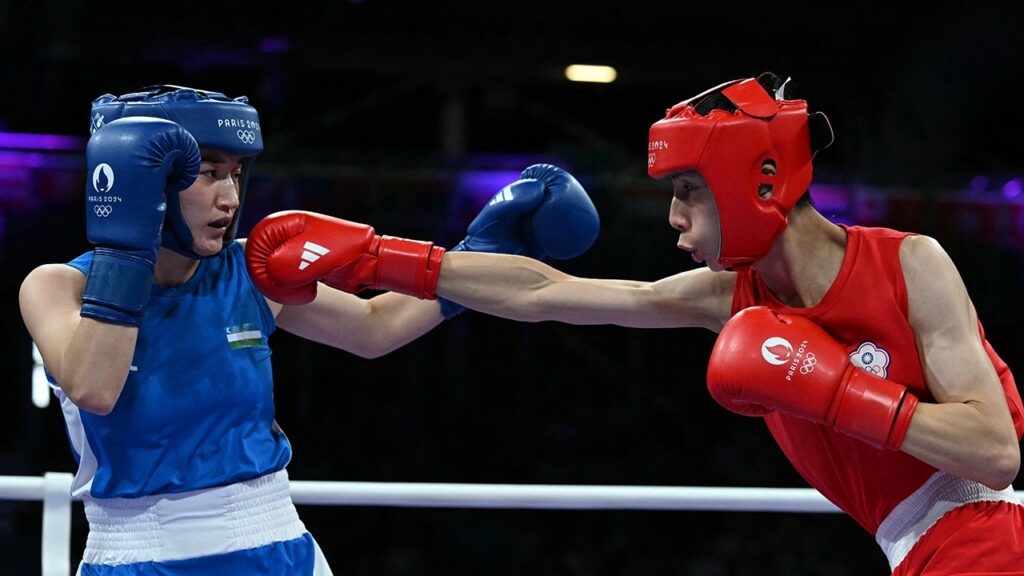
[[60, 370, 125, 415], [981, 440, 1020, 490], [966, 416, 1022, 489], [64, 382, 120, 415], [345, 320, 427, 359]]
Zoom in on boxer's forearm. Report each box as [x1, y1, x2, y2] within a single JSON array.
[[20, 264, 136, 415], [276, 288, 445, 359], [59, 317, 137, 415], [437, 252, 704, 328], [898, 235, 1021, 489], [900, 401, 1020, 490], [437, 252, 566, 321]]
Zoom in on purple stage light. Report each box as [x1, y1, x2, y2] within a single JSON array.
[[808, 183, 853, 225], [968, 176, 988, 194], [259, 37, 291, 54], [1002, 179, 1022, 200], [0, 150, 82, 170], [457, 169, 525, 206], [0, 151, 46, 169], [0, 132, 85, 152], [0, 165, 32, 207]]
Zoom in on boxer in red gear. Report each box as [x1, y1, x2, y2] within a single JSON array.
[[412, 73, 1024, 574]]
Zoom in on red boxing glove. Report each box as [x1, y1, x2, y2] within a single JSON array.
[[706, 306, 918, 450], [245, 211, 445, 305]]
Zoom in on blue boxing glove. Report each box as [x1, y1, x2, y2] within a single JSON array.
[[441, 163, 600, 317], [81, 117, 200, 325], [519, 163, 600, 259]]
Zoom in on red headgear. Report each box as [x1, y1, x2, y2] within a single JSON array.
[[648, 78, 832, 268]]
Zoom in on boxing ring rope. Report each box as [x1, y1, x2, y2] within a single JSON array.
[[7, 474, 1022, 575]]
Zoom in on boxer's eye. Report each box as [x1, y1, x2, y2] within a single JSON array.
[[673, 183, 693, 201]]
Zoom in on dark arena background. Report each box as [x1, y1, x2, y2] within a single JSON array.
[[2, 2, 1023, 574]]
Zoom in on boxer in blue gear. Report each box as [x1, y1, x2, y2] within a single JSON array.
[[18, 85, 601, 575]]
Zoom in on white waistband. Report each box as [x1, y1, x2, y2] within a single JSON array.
[[875, 470, 1020, 571], [82, 470, 307, 566]]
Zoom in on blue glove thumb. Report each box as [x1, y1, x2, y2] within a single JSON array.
[[520, 164, 600, 260]]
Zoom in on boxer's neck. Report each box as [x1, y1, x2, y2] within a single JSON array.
[[752, 207, 847, 309], [154, 248, 201, 287]]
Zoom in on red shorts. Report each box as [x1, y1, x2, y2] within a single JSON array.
[[892, 501, 1024, 575]]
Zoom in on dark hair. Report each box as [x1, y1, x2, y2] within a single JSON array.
[[755, 72, 796, 99], [692, 71, 794, 116], [795, 191, 814, 209]]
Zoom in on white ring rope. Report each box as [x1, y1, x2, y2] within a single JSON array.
[[4, 474, 1022, 512], [1, 475, 840, 512], [288, 481, 842, 512], [4, 473, 1022, 575]]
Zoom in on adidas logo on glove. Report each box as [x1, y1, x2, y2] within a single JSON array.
[[488, 187, 515, 206], [299, 241, 330, 270]]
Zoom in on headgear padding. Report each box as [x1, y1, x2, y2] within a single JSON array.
[[648, 78, 832, 268], [90, 86, 263, 258]]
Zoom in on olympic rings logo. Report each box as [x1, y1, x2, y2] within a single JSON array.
[[93, 205, 113, 217], [799, 353, 817, 375], [237, 130, 256, 144], [862, 364, 883, 376]]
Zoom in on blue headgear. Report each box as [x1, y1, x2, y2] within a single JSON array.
[[89, 85, 264, 258]]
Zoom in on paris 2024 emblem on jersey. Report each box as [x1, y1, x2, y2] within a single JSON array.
[[849, 341, 891, 378]]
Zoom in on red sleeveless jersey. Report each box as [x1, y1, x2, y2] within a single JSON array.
[[731, 225, 1023, 533]]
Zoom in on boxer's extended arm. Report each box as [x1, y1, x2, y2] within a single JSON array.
[[20, 265, 137, 414], [898, 235, 1020, 489], [437, 252, 736, 331], [237, 237, 444, 359], [245, 164, 601, 355], [271, 289, 444, 359]]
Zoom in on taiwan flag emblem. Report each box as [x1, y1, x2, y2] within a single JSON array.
[[849, 341, 891, 378]]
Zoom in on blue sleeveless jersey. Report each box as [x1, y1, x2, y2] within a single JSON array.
[[54, 242, 291, 498]]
